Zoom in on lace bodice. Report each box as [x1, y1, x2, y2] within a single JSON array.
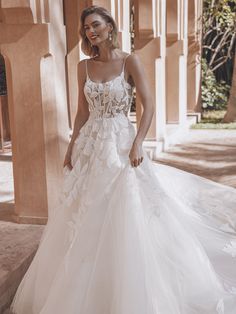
[[83, 55, 134, 119]]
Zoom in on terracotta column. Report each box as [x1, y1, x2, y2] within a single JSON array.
[[187, 0, 202, 113], [0, 1, 68, 224], [166, 0, 188, 125], [114, 0, 131, 52], [133, 0, 166, 156], [64, 0, 87, 127]]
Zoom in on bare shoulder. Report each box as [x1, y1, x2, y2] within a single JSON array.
[[77, 59, 87, 71], [77, 59, 88, 83], [125, 53, 144, 76], [126, 53, 142, 66]]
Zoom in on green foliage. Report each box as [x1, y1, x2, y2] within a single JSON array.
[[201, 0, 235, 110], [201, 58, 230, 110], [202, 0, 235, 76], [203, 0, 236, 35]]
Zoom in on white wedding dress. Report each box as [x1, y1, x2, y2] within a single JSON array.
[[10, 55, 236, 314]]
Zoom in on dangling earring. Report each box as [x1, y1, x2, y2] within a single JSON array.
[[108, 32, 112, 41]]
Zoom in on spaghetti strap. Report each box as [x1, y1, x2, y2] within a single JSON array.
[[122, 54, 130, 73], [85, 59, 89, 79]]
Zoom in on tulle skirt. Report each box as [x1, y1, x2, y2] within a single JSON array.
[[10, 113, 236, 314]]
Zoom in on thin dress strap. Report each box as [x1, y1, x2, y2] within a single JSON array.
[[85, 59, 89, 80], [122, 54, 130, 73]]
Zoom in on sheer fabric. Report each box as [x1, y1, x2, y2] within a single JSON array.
[[10, 55, 236, 314]]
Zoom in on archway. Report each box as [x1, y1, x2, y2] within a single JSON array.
[[0, 53, 10, 151], [0, 53, 14, 221]]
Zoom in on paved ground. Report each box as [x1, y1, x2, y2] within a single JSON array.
[[0, 153, 44, 313], [154, 129, 236, 189], [0, 221, 44, 313]]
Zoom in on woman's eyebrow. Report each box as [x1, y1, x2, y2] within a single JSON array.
[[84, 20, 100, 27]]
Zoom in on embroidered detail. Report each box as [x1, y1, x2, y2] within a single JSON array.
[[222, 240, 236, 257], [84, 74, 133, 119], [216, 299, 224, 314], [229, 286, 236, 294]]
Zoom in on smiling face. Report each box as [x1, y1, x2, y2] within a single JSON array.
[[79, 6, 120, 57], [84, 13, 113, 46]]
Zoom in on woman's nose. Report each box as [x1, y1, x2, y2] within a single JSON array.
[[87, 27, 96, 35]]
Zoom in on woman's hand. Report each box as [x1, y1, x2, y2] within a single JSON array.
[[63, 146, 73, 170], [129, 142, 144, 167]]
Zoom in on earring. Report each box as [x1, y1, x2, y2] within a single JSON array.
[[108, 32, 112, 41]]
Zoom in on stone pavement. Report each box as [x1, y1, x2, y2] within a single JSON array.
[[0, 221, 44, 313], [154, 129, 236, 189], [0, 154, 44, 313]]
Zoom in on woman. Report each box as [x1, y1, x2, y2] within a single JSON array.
[[10, 5, 236, 314]]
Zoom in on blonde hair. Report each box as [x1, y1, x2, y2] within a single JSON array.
[[79, 5, 120, 57]]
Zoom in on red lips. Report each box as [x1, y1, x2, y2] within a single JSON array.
[[90, 35, 98, 40]]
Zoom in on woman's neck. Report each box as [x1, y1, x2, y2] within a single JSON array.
[[93, 47, 119, 62]]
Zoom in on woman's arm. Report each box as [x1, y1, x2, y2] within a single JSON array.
[[63, 60, 90, 169], [126, 53, 155, 167]]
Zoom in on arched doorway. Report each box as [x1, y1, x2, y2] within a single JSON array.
[[0, 53, 11, 151], [0, 53, 14, 220]]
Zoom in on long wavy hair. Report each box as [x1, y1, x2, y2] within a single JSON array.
[[79, 6, 120, 57]]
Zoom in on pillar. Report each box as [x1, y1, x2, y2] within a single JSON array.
[[187, 0, 202, 113], [166, 0, 188, 125], [0, 0, 68, 224], [133, 0, 166, 148]]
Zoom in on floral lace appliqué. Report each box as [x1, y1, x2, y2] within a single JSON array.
[[216, 299, 224, 314], [222, 240, 236, 257], [84, 74, 133, 119]]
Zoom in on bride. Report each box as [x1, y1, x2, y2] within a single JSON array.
[[10, 5, 236, 314]]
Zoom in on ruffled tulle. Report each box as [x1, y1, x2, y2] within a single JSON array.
[[10, 113, 236, 314]]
